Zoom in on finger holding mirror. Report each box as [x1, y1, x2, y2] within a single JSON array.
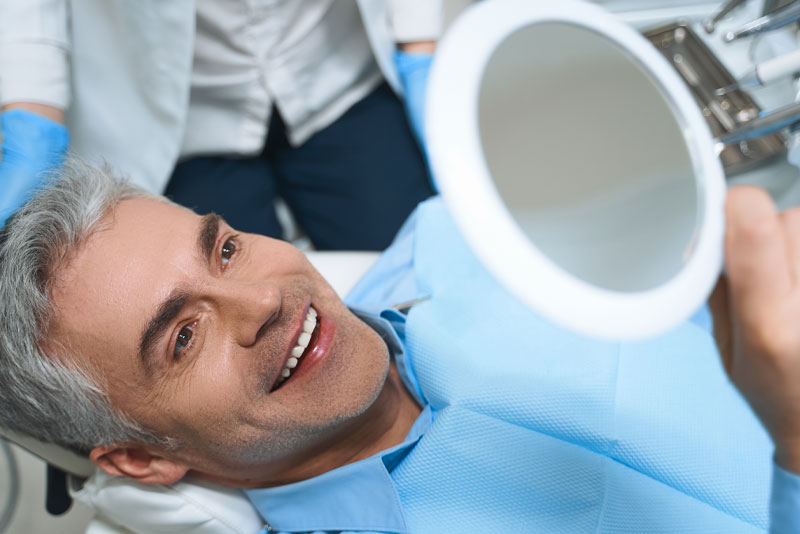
[[718, 186, 800, 473]]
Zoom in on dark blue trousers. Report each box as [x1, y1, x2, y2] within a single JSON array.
[[165, 83, 434, 250]]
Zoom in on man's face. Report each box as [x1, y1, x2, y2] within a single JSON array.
[[51, 198, 390, 484]]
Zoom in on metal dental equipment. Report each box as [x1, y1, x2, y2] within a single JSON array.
[[704, 0, 748, 34], [715, 48, 800, 94], [723, 0, 800, 42]]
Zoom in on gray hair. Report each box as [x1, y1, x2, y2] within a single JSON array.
[[0, 160, 174, 455]]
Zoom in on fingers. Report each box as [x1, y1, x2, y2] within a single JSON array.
[[724, 186, 793, 322], [709, 276, 733, 373], [723, 189, 800, 465], [780, 208, 800, 283]]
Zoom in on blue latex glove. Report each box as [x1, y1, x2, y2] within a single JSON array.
[[0, 109, 69, 226], [394, 50, 433, 147]]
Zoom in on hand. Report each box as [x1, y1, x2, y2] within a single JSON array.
[[715, 186, 800, 473], [0, 106, 69, 225], [394, 45, 434, 147]]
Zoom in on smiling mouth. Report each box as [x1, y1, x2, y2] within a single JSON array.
[[271, 306, 319, 391]]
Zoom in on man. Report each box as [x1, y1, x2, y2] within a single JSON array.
[[1, 161, 800, 532]]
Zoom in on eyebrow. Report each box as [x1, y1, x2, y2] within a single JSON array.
[[138, 290, 190, 374], [137, 214, 220, 373], [198, 213, 221, 264]]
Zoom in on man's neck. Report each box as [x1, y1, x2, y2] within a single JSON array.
[[200, 361, 421, 489], [315, 361, 422, 470]]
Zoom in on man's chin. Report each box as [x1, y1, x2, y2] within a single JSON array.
[[166, 328, 393, 488]]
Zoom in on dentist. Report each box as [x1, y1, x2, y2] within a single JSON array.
[[0, 0, 440, 248]]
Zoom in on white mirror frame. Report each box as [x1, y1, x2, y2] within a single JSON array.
[[426, 0, 726, 340]]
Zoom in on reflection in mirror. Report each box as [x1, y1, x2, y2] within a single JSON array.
[[479, 22, 699, 292]]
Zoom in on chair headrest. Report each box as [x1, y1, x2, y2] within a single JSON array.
[[1, 426, 95, 478]]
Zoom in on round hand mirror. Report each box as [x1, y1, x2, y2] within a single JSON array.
[[426, 0, 725, 340]]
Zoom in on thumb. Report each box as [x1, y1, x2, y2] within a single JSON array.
[[724, 186, 792, 326]]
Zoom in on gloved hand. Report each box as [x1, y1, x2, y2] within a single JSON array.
[[394, 50, 433, 147], [0, 108, 69, 226]]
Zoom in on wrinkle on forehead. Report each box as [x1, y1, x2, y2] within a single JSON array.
[[47, 199, 196, 387]]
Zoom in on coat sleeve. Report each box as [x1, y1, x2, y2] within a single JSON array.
[[0, 0, 71, 109]]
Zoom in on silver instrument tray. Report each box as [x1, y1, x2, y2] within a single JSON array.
[[645, 22, 786, 176]]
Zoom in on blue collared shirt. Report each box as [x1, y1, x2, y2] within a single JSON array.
[[246, 211, 800, 533], [246, 309, 432, 534], [772, 464, 800, 534]]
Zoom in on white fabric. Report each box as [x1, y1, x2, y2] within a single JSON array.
[[184, 0, 383, 153], [390, 0, 443, 42], [74, 470, 265, 534], [0, 0, 70, 108], [0, 0, 442, 193]]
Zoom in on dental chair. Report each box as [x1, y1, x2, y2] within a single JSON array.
[[0, 251, 379, 534]]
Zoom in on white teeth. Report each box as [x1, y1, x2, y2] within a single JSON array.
[[276, 306, 318, 387], [297, 332, 311, 348]]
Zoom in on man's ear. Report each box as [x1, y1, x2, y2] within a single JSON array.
[[89, 444, 189, 485]]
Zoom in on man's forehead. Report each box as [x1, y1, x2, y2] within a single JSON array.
[[61, 198, 195, 278], [113, 197, 198, 236], [52, 198, 201, 345]]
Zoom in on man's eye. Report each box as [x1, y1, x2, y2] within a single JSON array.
[[221, 237, 236, 265], [174, 324, 194, 357]]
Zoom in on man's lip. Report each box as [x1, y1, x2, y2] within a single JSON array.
[[270, 302, 336, 392], [270, 301, 312, 392], [288, 315, 335, 383], [269, 309, 335, 392]]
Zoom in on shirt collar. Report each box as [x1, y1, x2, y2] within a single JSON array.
[[244, 308, 431, 532], [352, 306, 425, 406], [245, 405, 432, 533]]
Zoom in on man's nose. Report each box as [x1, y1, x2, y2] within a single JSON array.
[[216, 279, 281, 347]]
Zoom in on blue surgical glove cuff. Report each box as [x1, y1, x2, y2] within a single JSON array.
[[394, 50, 433, 147], [0, 108, 69, 225]]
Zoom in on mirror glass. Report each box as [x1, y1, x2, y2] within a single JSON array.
[[479, 22, 699, 292]]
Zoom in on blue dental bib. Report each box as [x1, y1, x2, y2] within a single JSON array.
[[387, 198, 771, 533]]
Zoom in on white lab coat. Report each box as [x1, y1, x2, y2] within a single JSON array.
[[0, 0, 441, 192]]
